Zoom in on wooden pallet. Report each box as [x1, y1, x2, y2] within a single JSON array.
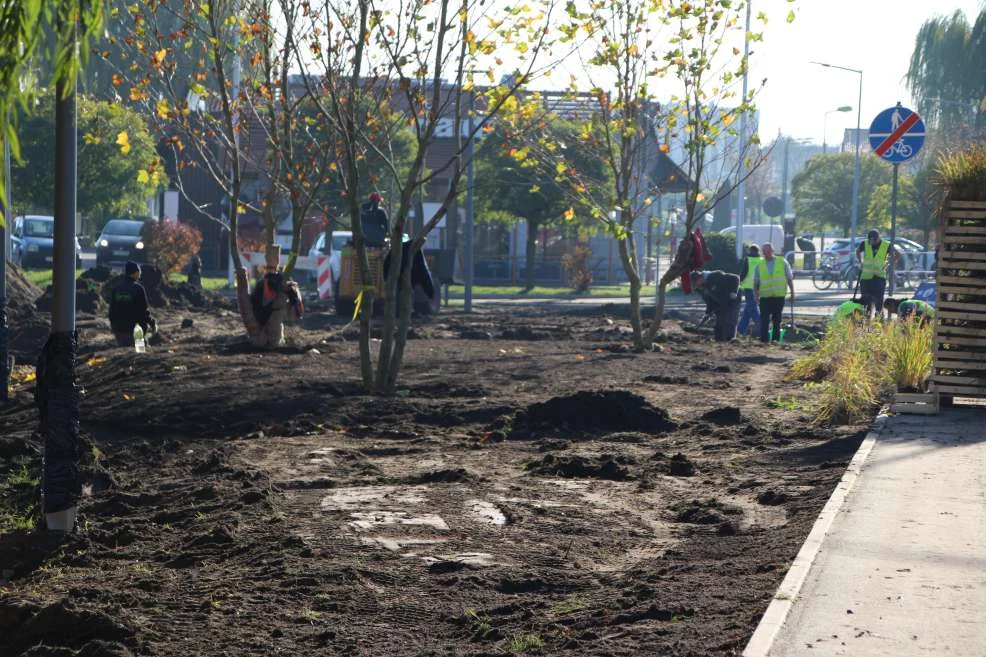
[[891, 392, 939, 415], [932, 201, 986, 403]]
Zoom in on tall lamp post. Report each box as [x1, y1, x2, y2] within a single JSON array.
[[823, 105, 852, 154], [813, 62, 862, 248], [735, 0, 752, 261]]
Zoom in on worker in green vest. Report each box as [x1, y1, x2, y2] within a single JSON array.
[[884, 297, 935, 324], [855, 229, 902, 318], [753, 243, 796, 343], [831, 298, 868, 325], [737, 244, 762, 337]]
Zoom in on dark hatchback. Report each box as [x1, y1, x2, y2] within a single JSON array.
[[96, 219, 149, 268]]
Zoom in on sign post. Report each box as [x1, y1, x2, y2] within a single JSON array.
[[868, 103, 925, 295]]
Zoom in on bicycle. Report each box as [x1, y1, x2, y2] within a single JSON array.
[[812, 262, 859, 290]]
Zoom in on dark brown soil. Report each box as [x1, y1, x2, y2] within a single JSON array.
[[0, 304, 865, 657]]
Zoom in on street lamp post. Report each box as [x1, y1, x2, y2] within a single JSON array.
[[823, 105, 852, 154], [735, 0, 752, 261], [814, 62, 862, 249]]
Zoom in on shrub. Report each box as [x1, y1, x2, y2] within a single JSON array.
[[143, 220, 203, 280], [702, 232, 739, 274], [790, 319, 933, 423], [561, 243, 593, 293], [887, 319, 934, 391]]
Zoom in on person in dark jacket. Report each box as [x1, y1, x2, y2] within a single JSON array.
[[691, 269, 741, 341], [361, 192, 389, 247], [109, 261, 155, 347]]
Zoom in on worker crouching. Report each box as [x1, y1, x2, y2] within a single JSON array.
[[244, 245, 304, 348], [690, 269, 741, 341]]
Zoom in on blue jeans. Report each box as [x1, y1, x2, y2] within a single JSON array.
[[737, 288, 760, 335]]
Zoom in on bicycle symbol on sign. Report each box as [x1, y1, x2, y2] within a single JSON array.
[[885, 140, 913, 159]]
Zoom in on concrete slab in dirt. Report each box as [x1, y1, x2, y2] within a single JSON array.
[[467, 500, 508, 526], [349, 511, 450, 531], [746, 408, 986, 657], [361, 537, 448, 552], [320, 485, 428, 510], [423, 552, 499, 568]]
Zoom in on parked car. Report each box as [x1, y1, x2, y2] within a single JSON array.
[[12, 215, 82, 269], [307, 230, 352, 290], [10, 234, 23, 266], [96, 219, 149, 268]]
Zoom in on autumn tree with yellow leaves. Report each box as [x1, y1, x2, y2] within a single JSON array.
[[105, 0, 342, 340], [511, 0, 783, 350], [293, 0, 558, 392]]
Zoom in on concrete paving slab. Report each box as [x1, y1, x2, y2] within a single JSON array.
[[745, 407, 986, 657]]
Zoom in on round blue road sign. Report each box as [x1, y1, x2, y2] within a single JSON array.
[[868, 104, 925, 163]]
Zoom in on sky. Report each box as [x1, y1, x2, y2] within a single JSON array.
[[754, 0, 983, 145]]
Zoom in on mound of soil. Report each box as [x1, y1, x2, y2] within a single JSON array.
[[5, 264, 43, 320], [92, 265, 232, 311], [79, 266, 114, 283], [35, 278, 105, 315], [701, 406, 743, 425], [526, 453, 632, 480], [512, 390, 678, 437], [651, 452, 696, 476], [671, 499, 740, 525]]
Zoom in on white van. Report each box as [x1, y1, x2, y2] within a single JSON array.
[[719, 224, 786, 252]]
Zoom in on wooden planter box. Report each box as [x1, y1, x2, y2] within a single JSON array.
[[932, 200, 986, 404]]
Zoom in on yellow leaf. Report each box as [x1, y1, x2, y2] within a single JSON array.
[[695, 193, 705, 202], [137, 170, 150, 184], [563, 207, 575, 221], [116, 131, 131, 154], [86, 356, 106, 367], [123, 393, 133, 401], [23, 371, 37, 383], [659, 143, 670, 153], [156, 99, 170, 120]]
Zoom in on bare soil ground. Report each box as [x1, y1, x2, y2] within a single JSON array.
[[0, 289, 865, 657]]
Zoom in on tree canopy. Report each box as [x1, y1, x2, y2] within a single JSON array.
[[906, 9, 986, 133], [791, 153, 892, 236], [12, 93, 159, 229]]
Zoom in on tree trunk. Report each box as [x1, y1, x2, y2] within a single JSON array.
[[645, 239, 694, 343], [382, 252, 418, 394], [617, 234, 644, 350], [524, 218, 538, 291]]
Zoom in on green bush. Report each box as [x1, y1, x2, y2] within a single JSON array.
[[789, 319, 934, 423], [702, 232, 739, 274]]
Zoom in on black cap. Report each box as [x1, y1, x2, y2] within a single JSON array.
[[867, 229, 880, 240], [125, 261, 141, 277]]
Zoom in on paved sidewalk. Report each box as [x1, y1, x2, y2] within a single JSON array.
[[746, 407, 986, 657]]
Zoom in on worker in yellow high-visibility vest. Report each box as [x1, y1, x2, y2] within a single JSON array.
[[855, 229, 902, 318], [753, 243, 796, 343], [737, 244, 763, 337]]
